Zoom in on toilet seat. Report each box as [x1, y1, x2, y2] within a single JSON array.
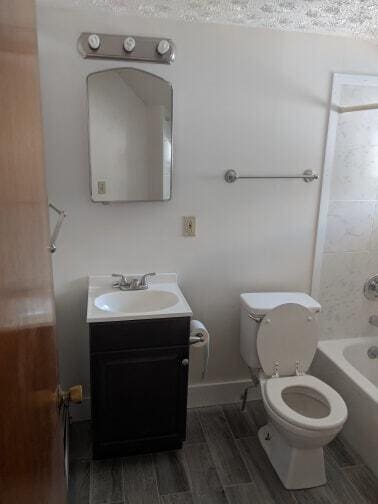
[[265, 375, 348, 431]]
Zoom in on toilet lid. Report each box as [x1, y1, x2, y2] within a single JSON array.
[[257, 303, 319, 377]]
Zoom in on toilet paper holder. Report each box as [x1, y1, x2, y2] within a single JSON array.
[[190, 334, 205, 345], [189, 321, 210, 380]]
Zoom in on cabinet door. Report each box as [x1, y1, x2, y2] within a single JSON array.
[[91, 346, 189, 449]]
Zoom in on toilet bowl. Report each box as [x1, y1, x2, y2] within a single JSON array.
[[239, 293, 348, 489]]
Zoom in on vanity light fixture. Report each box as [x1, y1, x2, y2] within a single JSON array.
[[157, 39, 171, 55], [78, 33, 175, 64], [88, 33, 101, 50], [123, 36, 136, 53]]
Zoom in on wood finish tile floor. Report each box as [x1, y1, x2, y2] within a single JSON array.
[[69, 400, 378, 504]]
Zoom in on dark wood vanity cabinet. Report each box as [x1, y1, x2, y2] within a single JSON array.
[[89, 317, 190, 459]]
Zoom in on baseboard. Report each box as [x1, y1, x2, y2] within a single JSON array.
[[187, 379, 260, 408], [69, 379, 261, 422]]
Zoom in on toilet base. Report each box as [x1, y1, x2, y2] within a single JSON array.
[[258, 423, 326, 490]]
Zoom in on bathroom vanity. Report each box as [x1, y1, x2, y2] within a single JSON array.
[[87, 274, 192, 458]]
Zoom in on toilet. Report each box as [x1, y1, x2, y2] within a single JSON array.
[[240, 292, 347, 490]]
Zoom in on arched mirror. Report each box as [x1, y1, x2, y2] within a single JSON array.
[[87, 68, 172, 202]]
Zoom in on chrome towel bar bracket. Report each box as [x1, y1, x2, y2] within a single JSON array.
[[224, 169, 319, 183], [49, 203, 66, 253]]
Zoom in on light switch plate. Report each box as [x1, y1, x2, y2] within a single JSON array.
[[183, 216, 196, 237]]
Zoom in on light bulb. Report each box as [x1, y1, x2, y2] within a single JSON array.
[[123, 37, 136, 53], [88, 34, 101, 50], [157, 39, 170, 55]]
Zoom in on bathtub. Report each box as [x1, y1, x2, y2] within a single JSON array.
[[311, 336, 378, 478]]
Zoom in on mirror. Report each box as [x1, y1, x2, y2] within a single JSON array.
[[87, 68, 172, 202]]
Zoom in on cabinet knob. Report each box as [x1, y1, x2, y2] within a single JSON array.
[[182, 358, 189, 367]]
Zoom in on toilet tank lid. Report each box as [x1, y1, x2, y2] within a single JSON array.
[[240, 292, 321, 315]]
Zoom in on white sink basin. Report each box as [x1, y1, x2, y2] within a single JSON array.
[[87, 273, 192, 322], [95, 289, 179, 314]]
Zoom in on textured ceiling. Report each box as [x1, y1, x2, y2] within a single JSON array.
[[39, 1, 378, 42]]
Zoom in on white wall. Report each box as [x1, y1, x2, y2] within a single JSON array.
[[314, 77, 378, 340], [36, 5, 378, 408]]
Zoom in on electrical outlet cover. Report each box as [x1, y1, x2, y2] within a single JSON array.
[[183, 216, 196, 237], [97, 181, 106, 194]]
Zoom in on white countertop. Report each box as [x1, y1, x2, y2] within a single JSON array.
[[87, 273, 193, 323]]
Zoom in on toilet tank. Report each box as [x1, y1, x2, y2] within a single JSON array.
[[240, 292, 321, 369]]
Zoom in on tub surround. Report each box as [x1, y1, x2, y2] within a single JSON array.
[[313, 76, 378, 341], [307, 74, 378, 480]]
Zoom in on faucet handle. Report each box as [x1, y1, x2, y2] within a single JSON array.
[[139, 272, 156, 288], [112, 273, 127, 287]]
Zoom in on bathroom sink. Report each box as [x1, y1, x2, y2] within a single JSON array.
[[95, 289, 179, 314], [87, 273, 192, 322]]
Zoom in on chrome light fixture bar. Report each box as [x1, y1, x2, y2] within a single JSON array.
[[224, 169, 319, 183], [78, 32, 175, 64]]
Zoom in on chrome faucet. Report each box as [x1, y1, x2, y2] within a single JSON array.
[[112, 272, 156, 291]]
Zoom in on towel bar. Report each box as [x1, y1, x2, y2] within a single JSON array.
[[224, 169, 319, 183]]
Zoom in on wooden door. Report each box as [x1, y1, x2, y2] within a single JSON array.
[[0, 1, 67, 503]]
